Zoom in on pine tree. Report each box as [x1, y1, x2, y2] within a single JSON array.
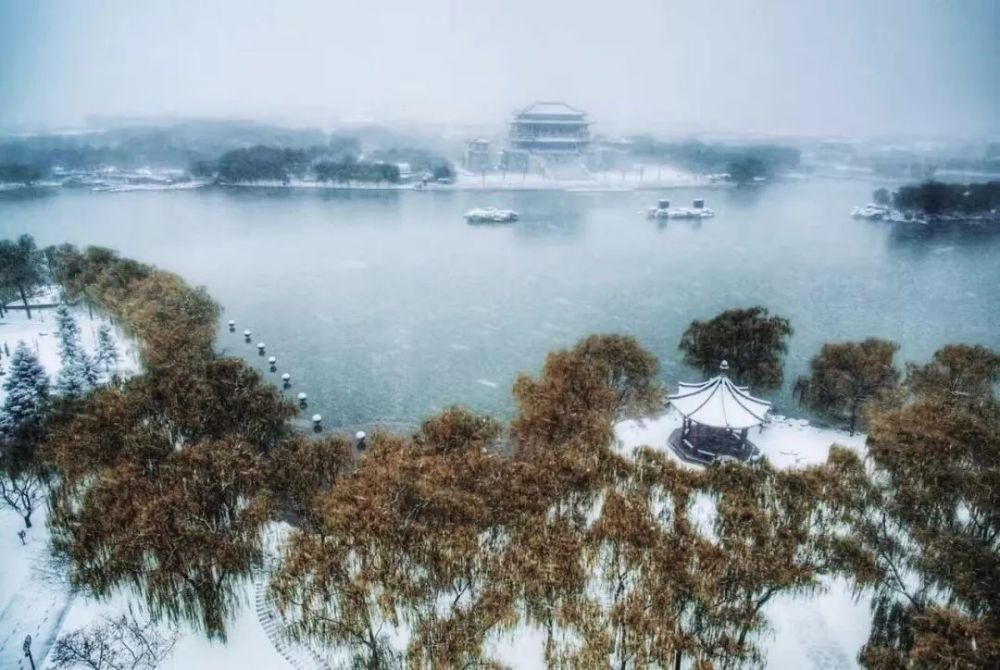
[[94, 323, 120, 372], [54, 305, 98, 396], [0, 341, 50, 438], [55, 304, 81, 361]]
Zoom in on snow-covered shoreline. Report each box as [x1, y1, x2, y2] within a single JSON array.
[[2, 165, 728, 195]]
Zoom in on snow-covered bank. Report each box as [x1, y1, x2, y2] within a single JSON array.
[[201, 165, 719, 193], [614, 407, 867, 469], [452, 165, 715, 191]]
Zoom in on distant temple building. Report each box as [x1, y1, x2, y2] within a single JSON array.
[[509, 102, 591, 154], [502, 102, 592, 175]]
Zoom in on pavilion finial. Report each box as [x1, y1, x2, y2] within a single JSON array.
[[719, 360, 730, 374]]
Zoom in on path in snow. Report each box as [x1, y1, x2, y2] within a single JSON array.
[[254, 576, 329, 670], [0, 510, 72, 670], [795, 606, 856, 670]]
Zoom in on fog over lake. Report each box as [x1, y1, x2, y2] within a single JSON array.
[[3, 181, 998, 430], [3, 0, 999, 137]]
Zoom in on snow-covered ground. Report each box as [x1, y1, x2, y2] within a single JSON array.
[[2, 341, 870, 670], [614, 407, 868, 469], [0, 302, 140, 669], [0, 507, 74, 670], [615, 409, 871, 669], [0, 305, 139, 405]]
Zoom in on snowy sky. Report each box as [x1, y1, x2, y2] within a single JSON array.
[[1, 0, 998, 137]]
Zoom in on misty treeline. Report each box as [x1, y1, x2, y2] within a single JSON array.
[[879, 180, 1000, 216], [0, 121, 325, 173], [211, 145, 453, 185], [0, 120, 454, 184], [1, 245, 998, 667], [627, 137, 801, 183]]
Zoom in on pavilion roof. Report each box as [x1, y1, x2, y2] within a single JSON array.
[[668, 371, 771, 430], [516, 102, 586, 118]]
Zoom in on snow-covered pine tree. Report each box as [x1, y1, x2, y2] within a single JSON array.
[[54, 305, 98, 396], [55, 304, 81, 361], [0, 341, 50, 437], [95, 323, 120, 372]]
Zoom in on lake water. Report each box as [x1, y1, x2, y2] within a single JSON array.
[[2, 181, 998, 430]]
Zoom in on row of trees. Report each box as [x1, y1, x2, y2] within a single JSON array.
[[314, 159, 401, 186], [215, 146, 309, 184], [3, 244, 996, 666], [627, 137, 801, 182], [887, 180, 1000, 216], [270, 328, 999, 668], [212, 145, 454, 185], [0, 120, 331, 172], [0, 162, 45, 185], [677, 306, 1000, 436]]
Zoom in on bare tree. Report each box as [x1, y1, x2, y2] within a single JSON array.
[[0, 469, 44, 529], [49, 610, 179, 670]]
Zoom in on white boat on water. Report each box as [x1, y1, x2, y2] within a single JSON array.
[[646, 198, 715, 220], [850, 203, 891, 220], [464, 207, 519, 223]]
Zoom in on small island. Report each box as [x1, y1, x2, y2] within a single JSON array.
[[853, 180, 1000, 225]]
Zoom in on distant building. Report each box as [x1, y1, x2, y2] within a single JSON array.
[[395, 162, 412, 182], [501, 102, 592, 175], [509, 102, 591, 154], [463, 139, 492, 173]]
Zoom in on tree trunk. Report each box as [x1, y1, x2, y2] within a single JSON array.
[[674, 649, 683, 670], [849, 402, 857, 436], [23, 513, 32, 529], [18, 285, 31, 319]]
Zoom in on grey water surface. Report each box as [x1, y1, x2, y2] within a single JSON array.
[[2, 181, 998, 429]]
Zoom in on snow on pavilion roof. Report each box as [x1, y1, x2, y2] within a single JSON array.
[[516, 102, 586, 118], [668, 374, 772, 430]]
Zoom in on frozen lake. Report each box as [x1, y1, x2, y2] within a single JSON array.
[[2, 180, 998, 429]]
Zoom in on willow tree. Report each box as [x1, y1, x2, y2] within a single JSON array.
[[678, 306, 792, 389], [44, 244, 295, 639], [826, 394, 1000, 669], [695, 460, 855, 668], [564, 473, 699, 669], [266, 434, 354, 528], [49, 244, 219, 372], [271, 409, 516, 668], [798, 338, 900, 435], [49, 360, 294, 639], [511, 334, 662, 500], [906, 344, 1000, 410]]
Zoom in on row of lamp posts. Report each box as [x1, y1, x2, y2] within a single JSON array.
[[228, 320, 366, 449]]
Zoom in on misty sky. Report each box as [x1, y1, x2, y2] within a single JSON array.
[[1, 0, 998, 137]]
